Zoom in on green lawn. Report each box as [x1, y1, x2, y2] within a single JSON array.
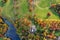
[[0, 0, 60, 20], [34, 0, 60, 19], [19, 0, 60, 19]]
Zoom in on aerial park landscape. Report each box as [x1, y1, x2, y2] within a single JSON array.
[[0, 0, 60, 40]]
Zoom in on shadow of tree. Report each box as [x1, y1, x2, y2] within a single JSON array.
[[45, 16, 49, 19], [49, 7, 60, 18]]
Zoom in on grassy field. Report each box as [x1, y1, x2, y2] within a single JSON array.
[[0, 0, 60, 20], [19, 0, 60, 19], [34, 0, 60, 19]]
